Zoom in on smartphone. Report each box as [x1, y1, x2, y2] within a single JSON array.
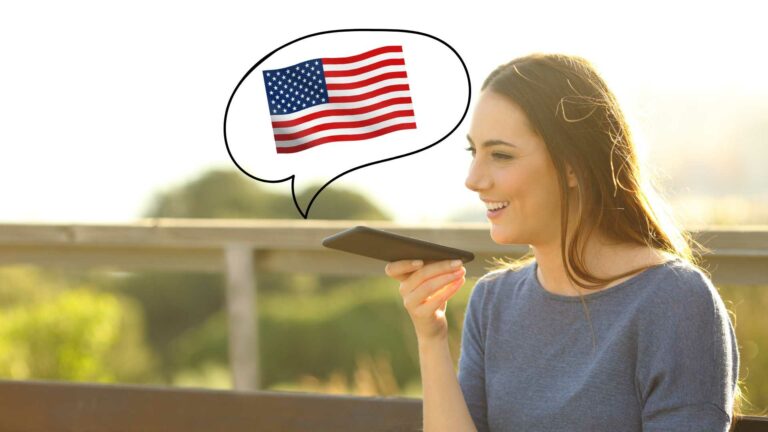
[[322, 226, 474, 263]]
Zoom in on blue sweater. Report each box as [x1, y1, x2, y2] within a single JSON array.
[[457, 257, 739, 431]]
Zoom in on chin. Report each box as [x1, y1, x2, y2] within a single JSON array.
[[489, 225, 518, 245]]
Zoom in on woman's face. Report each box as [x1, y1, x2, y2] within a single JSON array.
[[465, 90, 577, 245]]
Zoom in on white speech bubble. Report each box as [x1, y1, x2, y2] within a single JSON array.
[[224, 29, 470, 218]]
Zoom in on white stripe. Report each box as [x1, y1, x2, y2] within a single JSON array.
[[324, 65, 408, 83], [326, 78, 410, 98], [275, 116, 417, 148], [272, 104, 415, 134], [322, 52, 405, 72], [269, 91, 414, 121]]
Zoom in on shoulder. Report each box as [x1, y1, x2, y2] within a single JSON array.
[[469, 261, 534, 303], [637, 259, 728, 327]]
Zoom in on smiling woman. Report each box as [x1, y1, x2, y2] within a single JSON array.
[[385, 52, 744, 432]]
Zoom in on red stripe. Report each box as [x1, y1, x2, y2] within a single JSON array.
[[321, 46, 403, 65], [271, 97, 413, 128], [276, 123, 417, 153], [324, 58, 405, 78], [325, 71, 408, 90], [274, 110, 416, 140], [327, 84, 410, 103]]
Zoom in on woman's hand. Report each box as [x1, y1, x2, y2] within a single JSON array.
[[385, 259, 466, 343]]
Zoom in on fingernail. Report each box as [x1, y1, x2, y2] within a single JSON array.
[[450, 259, 462, 268], [412, 260, 423, 267]]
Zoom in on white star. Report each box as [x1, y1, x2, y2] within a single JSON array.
[[266, 72, 270, 76]]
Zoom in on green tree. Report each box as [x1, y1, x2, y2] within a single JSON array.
[[0, 267, 156, 383], [110, 167, 392, 381]]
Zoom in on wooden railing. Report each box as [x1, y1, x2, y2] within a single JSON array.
[[0, 379, 766, 431], [0, 220, 766, 430]]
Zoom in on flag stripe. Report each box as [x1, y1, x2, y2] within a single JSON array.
[[320, 45, 403, 65], [274, 109, 416, 140], [275, 116, 416, 147], [325, 78, 410, 97], [273, 104, 414, 133], [271, 96, 413, 128], [275, 122, 417, 153], [328, 84, 410, 103], [325, 71, 408, 90], [323, 58, 405, 78]]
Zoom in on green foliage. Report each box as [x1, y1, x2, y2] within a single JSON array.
[[717, 284, 768, 416], [0, 267, 156, 383], [167, 276, 476, 391], [294, 185, 391, 220], [112, 167, 393, 381], [142, 167, 391, 220]]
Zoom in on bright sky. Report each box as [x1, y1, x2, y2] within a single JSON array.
[[1, 1, 765, 224]]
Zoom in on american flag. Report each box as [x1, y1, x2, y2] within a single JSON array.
[[262, 45, 417, 154]]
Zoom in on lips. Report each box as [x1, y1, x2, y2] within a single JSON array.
[[482, 199, 509, 211], [485, 201, 509, 219]]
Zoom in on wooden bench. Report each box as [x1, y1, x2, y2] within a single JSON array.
[[1, 380, 766, 431]]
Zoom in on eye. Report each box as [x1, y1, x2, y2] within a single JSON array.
[[464, 146, 476, 157], [492, 152, 514, 160]]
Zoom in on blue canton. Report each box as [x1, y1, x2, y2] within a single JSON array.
[[263, 59, 329, 115]]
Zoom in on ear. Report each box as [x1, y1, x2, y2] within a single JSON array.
[[566, 163, 578, 189]]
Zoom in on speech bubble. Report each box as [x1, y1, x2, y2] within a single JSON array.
[[223, 28, 470, 218]]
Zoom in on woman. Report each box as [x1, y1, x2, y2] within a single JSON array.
[[385, 53, 742, 431]]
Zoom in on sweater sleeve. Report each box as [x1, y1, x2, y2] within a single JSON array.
[[458, 278, 489, 432], [637, 269, 739, 432]]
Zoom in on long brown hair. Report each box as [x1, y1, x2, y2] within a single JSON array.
[[481, 53, 746, 428]]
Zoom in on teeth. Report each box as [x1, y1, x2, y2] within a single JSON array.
[[485, 201, 509, 211]]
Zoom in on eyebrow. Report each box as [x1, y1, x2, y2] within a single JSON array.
[[466, 134, 518, 148]]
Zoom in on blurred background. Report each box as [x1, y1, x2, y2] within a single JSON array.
[[0, 0, 766, 417]]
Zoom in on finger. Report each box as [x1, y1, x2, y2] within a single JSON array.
[[385, 260, 424, 280], [423, 270, 465, 303], [415, 276, 465, 315], [404, 267, 465, 304], [405, 259, 465, 295]]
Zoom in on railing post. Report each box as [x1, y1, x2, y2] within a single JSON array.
[[224, 243, 259, 390]]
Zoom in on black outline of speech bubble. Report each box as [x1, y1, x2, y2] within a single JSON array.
[[223, 28, 471, 219]]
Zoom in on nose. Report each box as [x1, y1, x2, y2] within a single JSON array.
[[464, 159, 492, 192]]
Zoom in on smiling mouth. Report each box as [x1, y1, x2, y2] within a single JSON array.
[[485, 201, 509, 211]]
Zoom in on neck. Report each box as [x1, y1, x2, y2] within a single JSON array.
[[530, 230, 665, 297]]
